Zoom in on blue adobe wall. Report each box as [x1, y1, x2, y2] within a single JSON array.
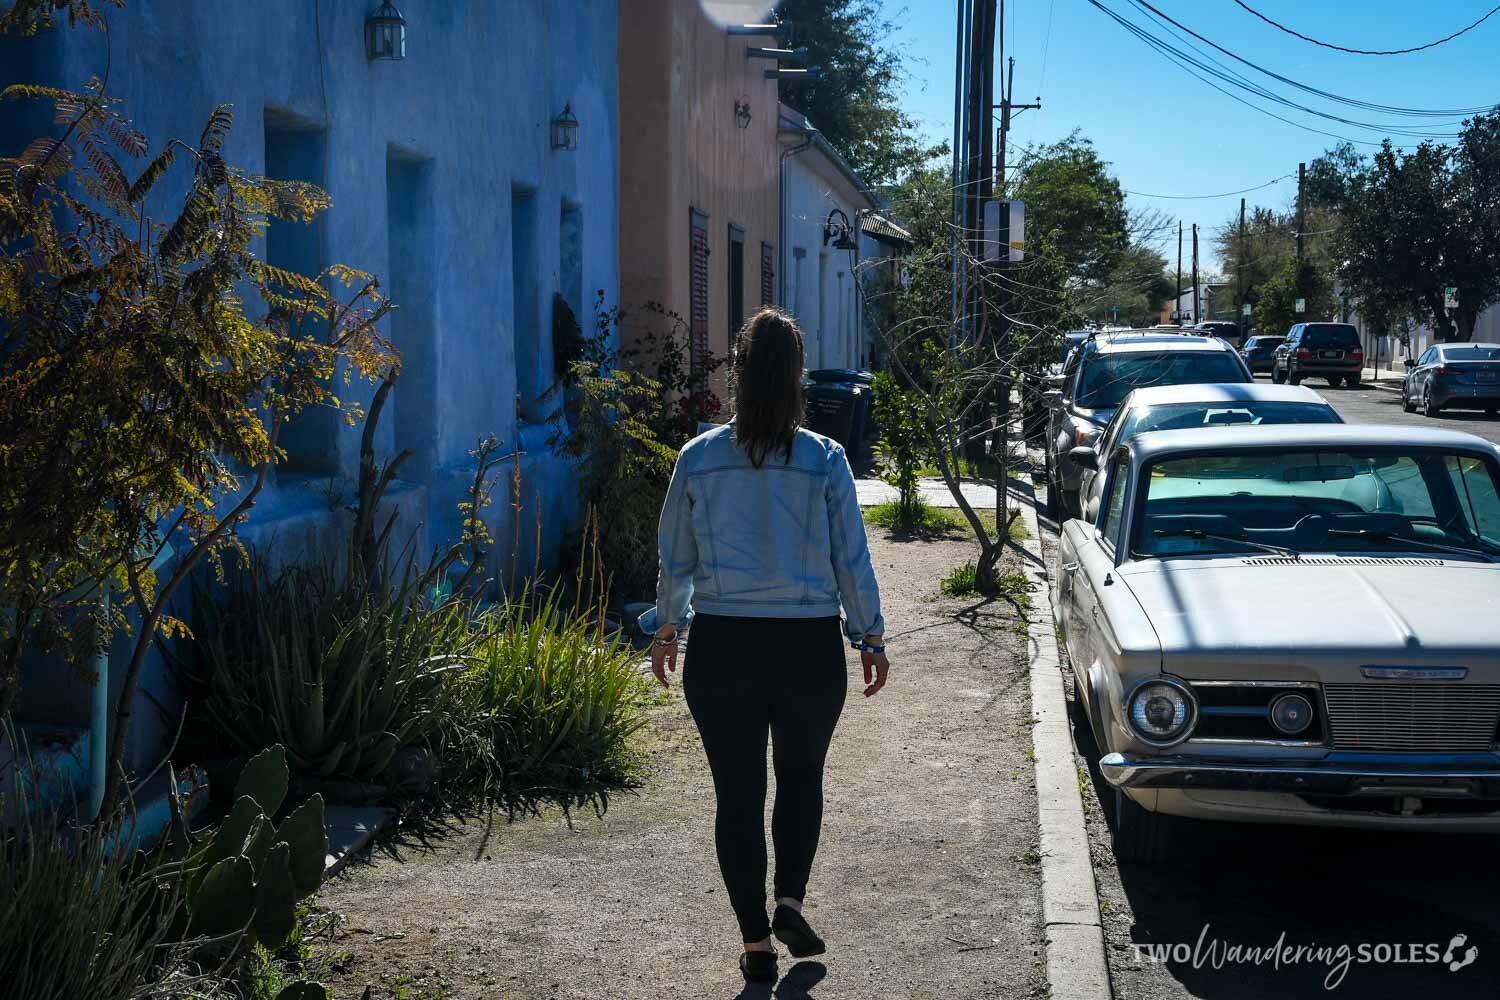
[[0, 0, 619, 769]]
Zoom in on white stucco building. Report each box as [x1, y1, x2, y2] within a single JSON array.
[[777, 104, 908, 371]]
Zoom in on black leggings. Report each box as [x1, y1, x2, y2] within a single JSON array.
[[684, 613, 847, 943]]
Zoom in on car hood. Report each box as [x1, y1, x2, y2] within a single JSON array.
[[1118, 559, 1500, 681]]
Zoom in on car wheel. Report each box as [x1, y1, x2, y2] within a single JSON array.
[[1346, 373, 1360, 387], [1110, 788, 1174, 865], [1271, 363, 1286, 384], [1423, 388, 1440, 418], [1402, 384, 1415, 412], [1327, 375, 1344, 388]]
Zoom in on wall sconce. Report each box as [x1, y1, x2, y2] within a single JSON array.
[[552, 103, 580, 151], [735, 99, 753, 129], [365, 1, 406, 61], [824, 208, 858, 250]]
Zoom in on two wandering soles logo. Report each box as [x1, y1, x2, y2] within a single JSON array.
[[1130, 926, 1480, 990]]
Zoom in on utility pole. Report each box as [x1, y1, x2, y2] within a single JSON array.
[[1296, 161, 1306, 261], [1238, 197, 1247, 340], [1176, 221, 1183, 324], [1191, 224, 1199, 324]]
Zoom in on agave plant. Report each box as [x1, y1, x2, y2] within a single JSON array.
[[191, 556, 472, 782]]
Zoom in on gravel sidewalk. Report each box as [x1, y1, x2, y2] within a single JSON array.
[[318, 525, 1046, 1000]]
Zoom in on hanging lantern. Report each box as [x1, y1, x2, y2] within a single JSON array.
[[365, 2, 406, 61], [551, 103, 580, 151]]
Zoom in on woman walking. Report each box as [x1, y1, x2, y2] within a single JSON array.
[[640, 307, 890, 984]]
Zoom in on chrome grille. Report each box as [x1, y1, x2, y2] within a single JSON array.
[[1323, 683, 1500, 752]]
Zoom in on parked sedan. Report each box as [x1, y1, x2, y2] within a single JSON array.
[[1239, 334, 1284, 374], [1272, 322, 1364, 387], [1401, 342, 1500, 416], [1043, 333, 1252, 522], [1056, 424, 1500, 863], [1073, 382, 1341, 521]]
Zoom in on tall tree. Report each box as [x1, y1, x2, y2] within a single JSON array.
[[1323, 112, 1500, 342], [775, 0, 933, 186], [1012, 131, 1129, 284]]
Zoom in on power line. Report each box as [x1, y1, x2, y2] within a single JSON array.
[[1231, 0, 1500, 56], [1122, 175, 1293, 200]]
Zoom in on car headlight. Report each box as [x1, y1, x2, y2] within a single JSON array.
[[1127, 678, 1198, 746], [1268, 692, 1315, 736]]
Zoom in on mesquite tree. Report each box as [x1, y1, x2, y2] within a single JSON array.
[[0, 61, 394, 815]]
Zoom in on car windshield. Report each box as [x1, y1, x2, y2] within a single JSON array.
[[1075, 352, 1248, 409], [1133, 448, 1500, 559], [1119, 401, 1339, 442], [1444, 345, 1500, 361], [1248, 337, 1281, 349], [1301, 324, 1360, 349]]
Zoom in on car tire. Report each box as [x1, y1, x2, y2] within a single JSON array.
[[1061, 489, 1081, 523], [1346, 373, 1360, 387], [1423, 388, 1441, 418], [1327, 375, 1343, 388], [1288, 370, 1302, 386], [1110, 788, 1174, 865], [1402, 385, 1415, 412], [1271, 364, 1286, 385]]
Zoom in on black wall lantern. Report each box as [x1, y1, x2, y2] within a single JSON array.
[[735, 99, 753, 129], [365, 2, 406, 61], [824, 208, 858, 250], [552, 103, 580, 151]]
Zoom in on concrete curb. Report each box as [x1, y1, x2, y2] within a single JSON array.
[[1012, 452, 1112, 1000]]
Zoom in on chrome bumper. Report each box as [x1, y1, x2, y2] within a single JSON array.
[[1100, 752, 1500, 796]]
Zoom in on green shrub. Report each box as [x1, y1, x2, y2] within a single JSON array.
[[438, 585, 649, 809], [551, 298, 725, 603], [871, 372, 932, 531], [189, 556, 471, 783]]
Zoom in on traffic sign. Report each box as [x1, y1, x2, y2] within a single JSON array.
[[1445, 287, 1459, 309], [1294, 297, 1306, 314], [1242, 303, 1252, 316]]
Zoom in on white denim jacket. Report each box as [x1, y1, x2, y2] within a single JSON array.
[[639, 422, 885, 643]]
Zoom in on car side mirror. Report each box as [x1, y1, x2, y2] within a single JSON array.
[[1068, 446, 1099, 471], [1403, 358, 1416, 370]]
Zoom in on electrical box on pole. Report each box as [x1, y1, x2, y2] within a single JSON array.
[[983, 199, 1025, 262]]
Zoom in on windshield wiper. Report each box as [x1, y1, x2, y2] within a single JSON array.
[[1152, 528, 1301, 560], [1325, 528, 1499, 562]]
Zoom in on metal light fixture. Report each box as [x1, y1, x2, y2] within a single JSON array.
[[735, 99, 752, 129], [824, 208, 858, 251], [365, 1, 406, 61], [551, 103, 579, 151]]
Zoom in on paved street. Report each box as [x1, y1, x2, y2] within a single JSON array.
[[1266, 374, 1500, 447]]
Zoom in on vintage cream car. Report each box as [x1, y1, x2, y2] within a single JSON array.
[[1054, 423, 1500, 863]]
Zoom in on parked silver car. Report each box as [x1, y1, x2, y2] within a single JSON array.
[[1055, 423, 1500, 863], [1401, 341, 1500, 416], [1043, 332, 1252, 522], [1073, 382, 1342, 522]]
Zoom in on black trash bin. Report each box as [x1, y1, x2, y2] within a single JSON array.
[[802, 370, 873, 466]]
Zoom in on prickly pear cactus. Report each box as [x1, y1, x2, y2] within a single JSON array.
[[181, 745, 329, 950], [274, 982, 329, 1000]]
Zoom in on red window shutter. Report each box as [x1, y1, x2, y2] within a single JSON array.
[[761, 242, 775, 307], [690, 211, 709, 373]]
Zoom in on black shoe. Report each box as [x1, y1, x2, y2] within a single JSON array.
[[772, 905, 826, 958], [739, 949, 778, 983]]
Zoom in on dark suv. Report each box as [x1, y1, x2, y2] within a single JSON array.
[[1194, 321, 1243, 347], [1272, 323, 1363, 387]]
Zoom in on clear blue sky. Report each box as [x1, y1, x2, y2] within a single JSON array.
[[880, 0, 1500, 271]]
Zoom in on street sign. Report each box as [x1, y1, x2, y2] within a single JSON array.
[[982, 199, 1025, 262], [1242, 303, 1252, 316], [1445, 287, 1459, 309], [1294, 297, 1306, 314]]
